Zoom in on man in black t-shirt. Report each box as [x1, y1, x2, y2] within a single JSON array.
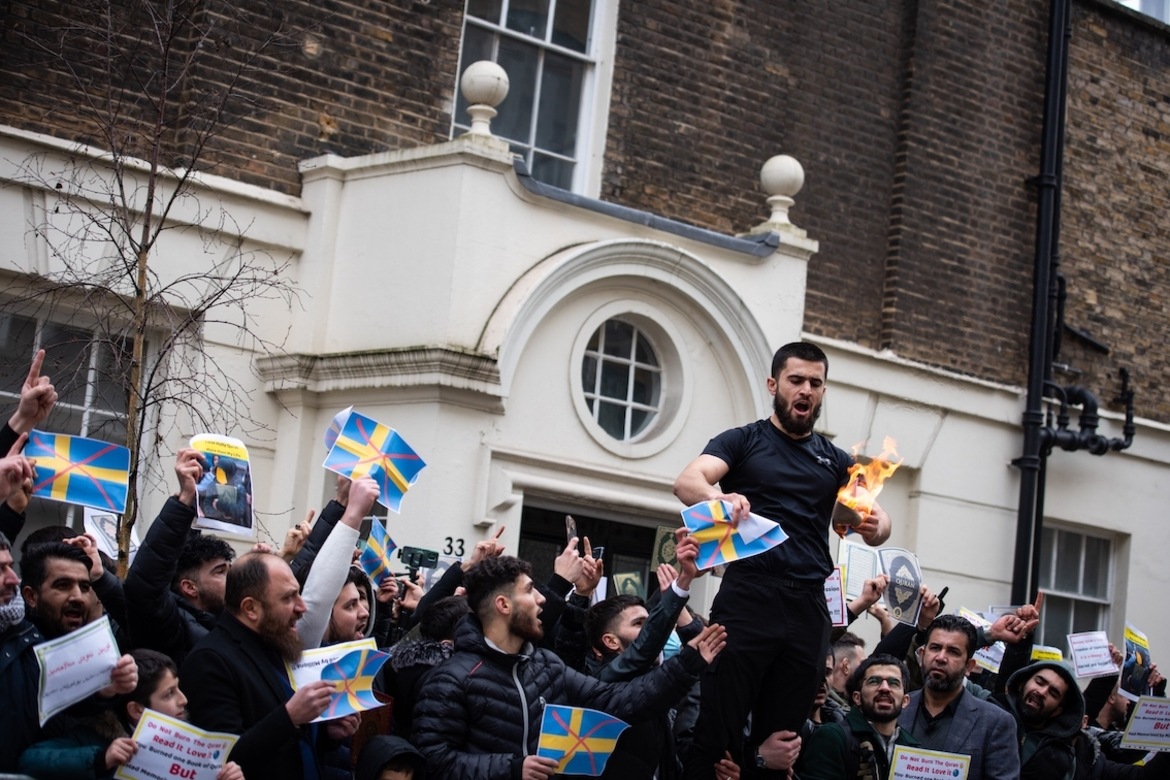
[[674, 341, 891, 779]]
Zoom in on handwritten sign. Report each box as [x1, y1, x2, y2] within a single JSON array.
[[115, 709, 237, 780], [891, 745, 971, 780], [825, 567, 846, 627], [1068, 631, 1119, 679], [34, 615, 119, 725], [1120, 696, 1170, 752]]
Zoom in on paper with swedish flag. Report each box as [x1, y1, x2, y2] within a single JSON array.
[[681, 499, 788, 571], [359, 519, 397, 586], [537, 704, 630, 775], [288, 639, 390, 722], [322, 410, 426, 512], [27, 430, 131, 513]]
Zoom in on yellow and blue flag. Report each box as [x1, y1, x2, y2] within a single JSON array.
[[322, 411, 426, 512], [319, 647, 391, 720], [359, 520, 397, 586], [537, 704, 629, 776], [27, 430, 130, 514], [681, 500, 788, 570]]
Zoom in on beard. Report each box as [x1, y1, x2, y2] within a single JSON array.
[[198, 587, 225, 616], [773, 393, 821, 437], [258, 607, 304, 663], [861, 694, 903, 724], [924, 667, 964, 693], [509, 609, 544, 643]]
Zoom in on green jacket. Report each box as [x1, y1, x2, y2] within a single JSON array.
[[800, 705, 920, 780]]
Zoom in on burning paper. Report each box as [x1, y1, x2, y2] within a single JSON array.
[[833, 437, 903, 536]]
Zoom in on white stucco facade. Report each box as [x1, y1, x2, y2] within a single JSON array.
[[1, 123, 1165, 656]]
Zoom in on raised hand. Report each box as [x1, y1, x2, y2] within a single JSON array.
[[554, 536, 585, 584], [688, 623, 728, 664], [285, 679, 334, 725], [9, 349, 58, 435]]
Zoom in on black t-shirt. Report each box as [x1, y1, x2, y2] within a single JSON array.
[[702, 418, 852, 580]]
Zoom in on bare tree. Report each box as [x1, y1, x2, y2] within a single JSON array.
[[3, 0, 302, 574]]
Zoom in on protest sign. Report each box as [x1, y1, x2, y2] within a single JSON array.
[[1119, 696, 1170, 752], [34, 615, 119, 725], [680, 500, 787, 570], [1068, 631, 1119, 678], [190, 434, 255, 538], [891, 745, 971, 780], [825, 567, 846, 627], [85, 507, 139, 565], [1031, 645, 1065, 663], [958, 608, 1004, 673], [288, 639, 389, 722], [115, 709, 237, 780], [1121, 623, 1154, 702]]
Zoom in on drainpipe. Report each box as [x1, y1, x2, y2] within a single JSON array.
[[1012, 0, 1071, 606]]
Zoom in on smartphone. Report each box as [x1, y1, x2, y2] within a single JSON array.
[[592, 545, 605, 561], [565, 515, 577, 545]]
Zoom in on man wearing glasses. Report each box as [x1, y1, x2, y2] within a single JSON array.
[[797, 654, 918, 780]]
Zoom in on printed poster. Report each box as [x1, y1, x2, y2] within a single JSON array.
[[1121, 623, 1154, 702], [190, 434, 255, 538], [115, 709, 237, 780], [825, 567, 847, 627], [1119, 696, 1170, 753], [890, 745, 971, 780], [1068, 631, 1119, 679], [34, 615, 119, 725]]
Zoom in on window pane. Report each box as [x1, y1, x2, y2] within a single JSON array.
[[43, 405, 84, 436], [467, 0, 503, 23], [1083, 535, 1110, 599], [602, 320, 632, 358], [597, 401, 625, 439], [585, 328, 599, 351], [581, 355, 597, 393], [0, 313, 37, 395], [632, 366, 659, 406], [93, 339, 131, 416], [552, 0, 592, 52], [454, 25, 497, 130], [1038, 526, 1056, 589], [630, 408, 651, 437], [599, 360, 627, 400], [635, 333, 658, 367], [41, 324, 93, 407], [1041, 594, 1073, 655], [507, 0, 549, 38], [1054, 530, 1081, 593], [530, 153, 573, 189], [534, 51, 582, 156], [495, 37, 540, 144], [1072, 599, 1102, 634]]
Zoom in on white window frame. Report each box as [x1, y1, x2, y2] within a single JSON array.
[[1036, 524, 1115, 655], [581, 318, 663, 442], [453, 0, 617, 197], [1115, 0, 1170, 26]]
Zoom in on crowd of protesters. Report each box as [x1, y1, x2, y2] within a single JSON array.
[[1, 343, 1167, 780]]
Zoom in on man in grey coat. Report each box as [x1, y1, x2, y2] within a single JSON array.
[[897, 615, 1019, 780]]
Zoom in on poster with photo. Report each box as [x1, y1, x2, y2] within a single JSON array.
[[190, 434, 255, 538]]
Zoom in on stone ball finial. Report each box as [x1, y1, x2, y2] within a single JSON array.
[[760, 154, 804, 198], [460, 61, 509, 137]]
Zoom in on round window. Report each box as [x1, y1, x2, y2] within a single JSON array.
[[580, 319, 662, 441]]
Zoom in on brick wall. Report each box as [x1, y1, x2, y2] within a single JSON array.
[[0, 0, 465, 194]]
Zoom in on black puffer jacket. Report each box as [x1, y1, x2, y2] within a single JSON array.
[[124, 497, 218, 665], [411, 614, 707, 780]]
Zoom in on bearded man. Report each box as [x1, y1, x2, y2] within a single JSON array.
[[898, 615, 1019, 780], [182, 551, 359, 780], [674, 341, 892, 779], [800, 655, 919, 780]]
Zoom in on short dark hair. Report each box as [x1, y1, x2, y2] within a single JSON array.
[[20, 542, 92, 591], [847, 653, 910, 697], [126, 649, 179, 708], [224, 552, 272, 614], [462, 556, 531, 622], [585, 594, 644, 652], [924, 614, 979, 659], [771, 341, 829, 379], [174, 533, 234, 590], [19, 525, 73, 558], [419, 596, 470, 642], [832, 631, 866, 663]]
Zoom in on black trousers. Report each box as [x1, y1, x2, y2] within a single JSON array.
[[682, 571, 830, 780]]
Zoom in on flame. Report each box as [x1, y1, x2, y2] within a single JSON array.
[[835, 436, 903, 521]]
